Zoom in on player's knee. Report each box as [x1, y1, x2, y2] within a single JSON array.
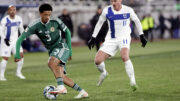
[[48, 62, 51, 68], [121, 55, 129, 62], [48, 61, 54, 69], [94, 58, 102, 65]]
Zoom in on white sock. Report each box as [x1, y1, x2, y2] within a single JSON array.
[[16, 58, 24, 74], [124, 59, 136, 85], [96, 62, 107, 74], [57, 85, 65, 89], [0, 59, 8, 77]]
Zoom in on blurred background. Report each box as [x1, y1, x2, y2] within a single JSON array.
[[0, 1, 180, 100], [0, 0, 180, 52]]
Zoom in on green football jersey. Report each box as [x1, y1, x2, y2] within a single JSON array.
[[24, 17, 67, 50], [15, 17, 72, 59]]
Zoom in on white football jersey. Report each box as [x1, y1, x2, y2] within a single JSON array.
[[0, 15, 24, 45], [92, 5, 143, 40]]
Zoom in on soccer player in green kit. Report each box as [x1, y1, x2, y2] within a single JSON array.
[[14, 4, 88, 99]]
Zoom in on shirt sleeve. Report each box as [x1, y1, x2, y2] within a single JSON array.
[[0, 26, 2, 38], [92, 7, 107, 38], [15, 25, 35, 59], [56, 18, 67, 32], [56, 17, 72, 56], [19, 17, 24, 34], [130, 8, 144, 35], [65, 28, 72, 56], [130, 8, 139, 21], [0, 18, 6, 38]]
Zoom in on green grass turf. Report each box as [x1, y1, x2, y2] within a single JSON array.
[[0, 39, 180, 101]]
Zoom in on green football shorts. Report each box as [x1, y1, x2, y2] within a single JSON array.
[[49, 45, 70, 64]]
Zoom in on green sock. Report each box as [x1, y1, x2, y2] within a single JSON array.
[[56, 77, 64, 85], [72, 83, 82, 92]]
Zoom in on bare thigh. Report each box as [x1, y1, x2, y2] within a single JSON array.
[[48, 56, 64, 78]]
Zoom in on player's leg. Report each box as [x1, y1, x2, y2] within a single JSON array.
[[0, 43, 11, 81], [15, 52, 25, 79], [95, 50, 110, 86], [95, 40, 118, 86], [48, 45, 88, 98], [48, 57, 88, 98], [13, 46, 25, 79], [47, 46, 70, 94], [61, 67, 88, 99], [120, 48, 137, 91], [0, 57, 9, 81], [48, 56, 67, 94]]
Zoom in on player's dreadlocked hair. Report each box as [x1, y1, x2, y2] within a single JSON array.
[[39, 3, 53, 13]]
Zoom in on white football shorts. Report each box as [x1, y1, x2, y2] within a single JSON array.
[[0, 40, 23, 57], [99, 37, 131, 56]]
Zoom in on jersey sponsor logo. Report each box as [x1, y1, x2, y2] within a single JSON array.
[[123, 14, 127, 18], [45, 31, 50, 34], [50, 27, 55, 32], [16, 22, 20, 26], [39, 30, 43, 33]]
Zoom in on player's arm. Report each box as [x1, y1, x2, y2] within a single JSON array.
[[15, 27, 34, 60], [15, 32, 26, 59], [19, 17, 25, 34], [88, 7, 107, 50], [65, 28, 72, 57], [1, 18, 10, 46], [56, 17, 72, 57], [0, 19, 5, 35], [0, 21, 4, 38], [130, 8, 147, 47], [0, 26, 1, 37]]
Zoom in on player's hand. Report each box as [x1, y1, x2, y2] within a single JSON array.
[[4, 39, 10, 46], [88, 37, 96, 50], [140, 34, 147, 47], [68, 56, 72, 61], [14, 58, 21, 62]]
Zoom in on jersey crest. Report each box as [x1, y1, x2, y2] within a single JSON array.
[[50, 27, 55, 32]]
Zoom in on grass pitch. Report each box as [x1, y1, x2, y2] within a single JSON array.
[[0, 39, 180, 101]]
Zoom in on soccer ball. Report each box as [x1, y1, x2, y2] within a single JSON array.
[[43, 85, 58, 100]]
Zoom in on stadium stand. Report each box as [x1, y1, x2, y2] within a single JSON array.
[[0, 0, 180, 48]]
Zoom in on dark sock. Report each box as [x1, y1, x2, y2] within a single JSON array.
[[56, 77, 64, 85], [72, 83, 82, 92]]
